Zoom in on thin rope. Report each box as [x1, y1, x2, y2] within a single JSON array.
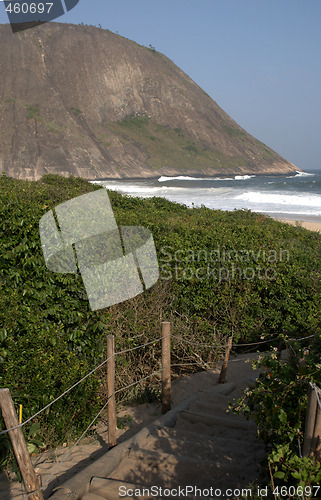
[[289, 344, 297, 356], [170, 361, 216, 368], [231, 331, 319, 348], [116, 334, 166, 355], [231, 339, 270, 347], [115, 369, 163, 395], [125, 332, 146, 340], [289, 332, 318, 342], [173, 335, 227, 349]]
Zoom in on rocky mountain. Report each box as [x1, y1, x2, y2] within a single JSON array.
[[0, 23, 299, 180]]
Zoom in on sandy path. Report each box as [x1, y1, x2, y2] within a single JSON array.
[[80, 352, 265, 500]]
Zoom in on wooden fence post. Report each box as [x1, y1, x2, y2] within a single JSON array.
[[218, 336, 233, 384], [303, 383, 318, 457], [304, 383, 321, 458], [312, 404, 321, 458], [0, 389, 43, 500], [107, 335, 117, 448], [161, 322, 171, 414]]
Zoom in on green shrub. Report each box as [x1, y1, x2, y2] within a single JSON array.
[[231, 335, 321, 489], [46, 121, 63, 134], [25, 104, 41, 120], [184, 143, 200, 154], [70, 107, 83, 116], [223, 124, 247, 138]]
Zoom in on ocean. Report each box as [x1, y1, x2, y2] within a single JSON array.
[[92, 170, 321, 221]]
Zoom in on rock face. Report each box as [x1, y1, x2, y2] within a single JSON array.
[[0, 23, 299, 180]]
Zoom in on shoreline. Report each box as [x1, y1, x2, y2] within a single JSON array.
[[89, 171, 302, 182]]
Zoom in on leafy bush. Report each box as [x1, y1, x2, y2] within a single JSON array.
[[231, 335, 321, 489]]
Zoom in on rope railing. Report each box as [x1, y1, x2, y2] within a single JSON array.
[[289, 332, 319, 342], [0, 335, 221, 437], [231, 338, 275, 347], [0, 327, 172, 500], [232, 332, 319, 349], [0, 335, 168, 436], [1, 330, 319, 437], [176, 331, 319, 351], [173, 336, 227, 349], [1, 323, 319, 499]]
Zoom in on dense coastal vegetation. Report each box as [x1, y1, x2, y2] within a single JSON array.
[[232, 338, 321, 491], [1, 174, 321, 488]]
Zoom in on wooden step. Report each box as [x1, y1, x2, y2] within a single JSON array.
[[88, 477, 162, 500], [175, 415, 258, 442], [197, 391, 232, 404], [189, 400, 240, 417], [141, 433, 259, 467], [110, 451, 260, 493], [202, 382, 237, 396], [178, 409, 254, 430], [125, 447, 260, 482], [87, 478, 227, 500], [154, 425, 263, 453], [82, 492, 107, 500]]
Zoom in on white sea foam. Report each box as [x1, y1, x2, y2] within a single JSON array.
[[286, 171, 316, 178], [234, 191, 321, 208], [212, 177, 235, 181], [158, 176, 201, 182], [234, 175, 256, 180], [93, 180, 190, 196], [158, 175, 255, 182], [157, 175, 234, 182], [91, 173, 321, 218], [294, 171, 316, 177]]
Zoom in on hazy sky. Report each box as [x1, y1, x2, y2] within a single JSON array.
[[2, 0, 321, 171]]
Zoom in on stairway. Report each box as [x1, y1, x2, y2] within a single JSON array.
[[80, 381, 266, 500]]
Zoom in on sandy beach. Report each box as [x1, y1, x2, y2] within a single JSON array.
[[277, 218, 321, 233]]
